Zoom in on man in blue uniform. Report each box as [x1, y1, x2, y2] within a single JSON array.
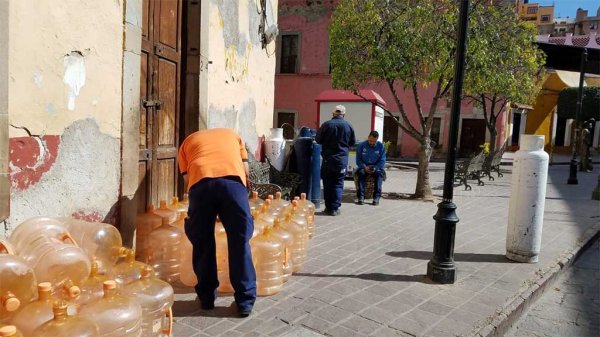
[[356, 130, 386, 205], [316, 105, 356, 216]]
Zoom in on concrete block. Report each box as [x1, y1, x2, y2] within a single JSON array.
[[340, 314, 382, 335]]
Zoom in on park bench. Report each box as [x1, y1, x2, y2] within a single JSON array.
[[247, 150, 302, 200], [454, 150, 486, 190], [483, 144, 506, 181]]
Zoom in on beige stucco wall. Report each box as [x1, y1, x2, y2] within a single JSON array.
[[5, 0, 124, 234], [8, 0, 124, 138], [201, 0, 278, 152]]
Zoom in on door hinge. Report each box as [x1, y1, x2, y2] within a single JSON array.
[[142, 99, 163, 110]]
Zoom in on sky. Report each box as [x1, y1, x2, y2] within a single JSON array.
[[535, 0, 600, 18]]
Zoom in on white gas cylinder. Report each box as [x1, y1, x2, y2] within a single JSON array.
[[506, 135, 549, 263], [265, 128, 286, 171]]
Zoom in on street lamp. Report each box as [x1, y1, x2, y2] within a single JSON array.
[[567, 48, 588, 185], [426, 0, 470, 284]]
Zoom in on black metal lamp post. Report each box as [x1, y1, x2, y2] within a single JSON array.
[[567, 48, 587, 185], [426, 0, 470, 284]]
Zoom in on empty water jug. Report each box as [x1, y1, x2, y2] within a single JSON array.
[[297, 193, 316, 238], [152, 200, 177, 224], [79, 280, 142, 337], [121, 266, 174, 337], [0, 326, 23, 337], [168, 196, 187, 215], [179, 231, 197, 287], [147, 217, 182, 283], [9, 217, 67, 253], [271, 218, 294, 282], [251, 226, 283, 296], [32, 300, 99, 337], [135, 205, 162, 260], [248, 191, 264, 213], [64, 219, 126, 273], [173, 212, 186, 231], [181, 193, 189, 206], [73, 260, 108, 307], [109, 248, 152, 285], [216, 221, 233, 293], [281, 212, 308, 273], [10, 282, 54, 336], [0, 242, 37, 323], [270, 192, 290, 213], [17, 234, 90, 299]]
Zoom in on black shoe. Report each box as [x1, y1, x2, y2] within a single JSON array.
[[322, 209, 334, 216], [332, 209, 341, 216], [201, 302, 215, 310], [372, 199, 380, 206], [357, 199, 364, 205], [238, 308, 252, 317]]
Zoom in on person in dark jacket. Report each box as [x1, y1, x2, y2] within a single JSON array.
[[356, 130, 386, 205], [316, 105, 356, 215]]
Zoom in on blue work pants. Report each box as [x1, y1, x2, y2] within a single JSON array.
[[185, 177, 256, 311], [321, 165, 345, 211]]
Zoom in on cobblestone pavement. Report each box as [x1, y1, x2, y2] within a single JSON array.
[[505, 238, 599, 337], [171, 161, 600, 337]]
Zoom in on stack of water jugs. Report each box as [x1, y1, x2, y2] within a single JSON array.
[[0, 191, 316, 337], [0, 216, 174, 337]]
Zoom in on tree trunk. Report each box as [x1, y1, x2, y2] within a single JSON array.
[[414, 138, 433, 200]]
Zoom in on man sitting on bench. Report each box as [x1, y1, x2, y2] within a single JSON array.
[[356, 131, 386, 206]]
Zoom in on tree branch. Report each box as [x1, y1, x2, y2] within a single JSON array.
[[412, 83, 426, 133], [387, 79, 423, 142]]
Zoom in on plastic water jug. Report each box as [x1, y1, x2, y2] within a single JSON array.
[[121, 266, 174, 337], [16, 235, 89, 300], [109, 248, 152, 285], [297, 194, 316, 239], [251, 226, 283, 296], [147, 217, 182, 283], [135, 205, 162, 260], [0, 326, 23, 337], [9, 217, 67, 253], [257, 199, 277, 227], [0, 242, 37, 323], [271, 218, 294, 282], [179, 231, 197, 287], [168, 196, 187, 215], [290, 200, 309, 236], [79, 281, 142, 337], [173, 212, 186, 231], [216, 221, 233, 293], [248, 191, 264, 213], [270, 192, 290, 213], [65, 219, 126, 273], [152, 200, 177, 224], [181, 193, 189, 207], [30, 300, 99, 337], [73, 260, 108, 307], [281, 212, 307, 273], [10, 282, 54, 336]]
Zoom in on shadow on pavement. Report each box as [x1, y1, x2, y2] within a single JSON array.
[[294, 272, 430, 283], [172, 299, 241, 318], [386, 250, 516, 263]]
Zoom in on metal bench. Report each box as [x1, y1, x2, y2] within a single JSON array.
[[454, 150, 486, 190], [247, 150, 302, 200]]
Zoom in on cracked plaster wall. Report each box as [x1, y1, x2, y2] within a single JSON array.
[[202, 0, 279, 153], [4, 0, 124, 236]]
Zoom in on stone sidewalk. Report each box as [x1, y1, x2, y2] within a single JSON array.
[[170, 162, 600, 337]]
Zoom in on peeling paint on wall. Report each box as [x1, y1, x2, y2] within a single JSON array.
[[8, 131, 60, 191], [208, 99, 259, 152], [4, 118, 120, 236], [63, 51, 86, 111], [224, 44, 252, 82]]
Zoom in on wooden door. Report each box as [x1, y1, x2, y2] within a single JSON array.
[[459, 119, 486, 158], [139, 0, 183, 209]]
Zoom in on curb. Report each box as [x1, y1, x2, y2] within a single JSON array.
[[467, 222, 600, 337]]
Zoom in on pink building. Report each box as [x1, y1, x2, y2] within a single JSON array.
[[274, 0, 508, 158]]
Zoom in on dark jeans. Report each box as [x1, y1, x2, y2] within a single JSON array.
[[321, 165, 346, 211], [185, 177, 256, 311], [356, 169, 383, 200]]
